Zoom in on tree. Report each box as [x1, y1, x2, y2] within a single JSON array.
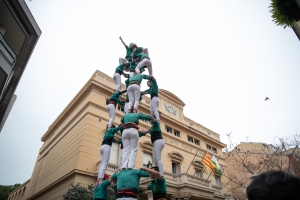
[[0, 184, 21, 200], [223, 134, 300, 200], [63, 183, 94, 200], [269, 0, 300, 29]]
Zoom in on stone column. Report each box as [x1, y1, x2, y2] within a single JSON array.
[[145, 190, 153, 200]]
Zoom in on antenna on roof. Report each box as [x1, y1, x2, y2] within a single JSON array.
[[246, 136, 250, 142], [226, 132, 233, 152]]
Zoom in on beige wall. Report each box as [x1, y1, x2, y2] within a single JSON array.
[[226, 142, 290, 199], [10, 70, 230, 200]]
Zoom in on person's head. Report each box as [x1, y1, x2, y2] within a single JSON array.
[[103, 173, 110, 181], [152, 166, 159, 172], [129, 43, 137, 51], [111, 124, 116, 128], [246, 171, 300, 200], [147, 80, 152, 87], [133, 56, 140, 63]]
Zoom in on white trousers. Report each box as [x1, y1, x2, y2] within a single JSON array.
[[124, 102, 128, 114], [119, 149, 123, 169], [107, 104, 116, 128], [153, 139, 165, 176], [113, 73, 122, 91], [150, 96, 160, 121], [119, 58, 125, 65], [129, 71, 135, 78], [98, 144, 111, 179], [127, 84, 141, 110], [121, 128, 139, 169], [135, 59, 152, 76]]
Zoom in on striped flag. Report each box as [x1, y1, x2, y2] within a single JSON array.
[[201, 152, 214, 172], [211, 155, 223, 176]]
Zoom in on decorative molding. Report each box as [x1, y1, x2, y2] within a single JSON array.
[[140, 141, 153, 154], [159, 89, 185, 107], [163, 103, 178, 116], [168, 151, 184, 163], [145, 190, 153, 198], [171, 193, 191, 200], [193, 160, 204, 170]]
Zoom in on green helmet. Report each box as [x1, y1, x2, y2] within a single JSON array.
[[129, 43, 137, 49]]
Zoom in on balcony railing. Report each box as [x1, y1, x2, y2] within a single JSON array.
[[96, 161, 221, 190], [0, 33, 17, 65]]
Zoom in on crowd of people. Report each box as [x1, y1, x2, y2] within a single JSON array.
[[94, 37, 167, 200]]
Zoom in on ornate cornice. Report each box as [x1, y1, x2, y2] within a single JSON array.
[[171, 193, 191, 200], [140, 141, 153, 154], [168, 151, 184, 163]]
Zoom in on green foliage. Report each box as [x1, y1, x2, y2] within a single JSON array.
[[0, 184, 21, 200], [269, 0, 296, 29], [63, 183, 94, 200]]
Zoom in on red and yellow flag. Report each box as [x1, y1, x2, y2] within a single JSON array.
[[201, 152, 214, 172]]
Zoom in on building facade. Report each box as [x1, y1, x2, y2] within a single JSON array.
[[225, 142, 292, 200], [0, 0, 41, 132], [9, 70, 231, 200]]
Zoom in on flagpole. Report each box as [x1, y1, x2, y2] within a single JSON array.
[[185, 148, 201, 174], [206, 154, 221, 180]]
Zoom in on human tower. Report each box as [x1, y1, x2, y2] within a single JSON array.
[[93, 37, 167, 200]]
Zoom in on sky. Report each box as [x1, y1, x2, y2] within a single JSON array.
[[0, 0, 300, 185]]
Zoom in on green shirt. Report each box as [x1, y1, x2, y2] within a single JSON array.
[[109, 92, 121, 102], [112, 169, 149, 191], [131, 47, 143, 58], [144, 79, 158, 95], [116, 64, 126, 73], [129, 74, 151, 84], [118, 100, 125, 107], [93, 180, 111, 199], [149, 121, 161, 134], [130, 61, 137, 70], [147, 177, 167, 195], [121, 113, 152, 125], [125, 45, 133, 60], [136, 53, 150, 60], [103, 127, 120, 141]]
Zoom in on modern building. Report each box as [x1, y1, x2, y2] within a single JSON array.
[[8, 70, 231, 200], [0, 0, 41, 132]]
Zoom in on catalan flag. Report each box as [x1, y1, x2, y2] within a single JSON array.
[[201, 152, 214, 172]]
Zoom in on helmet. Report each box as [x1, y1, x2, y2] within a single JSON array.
[[129, 43, 137, 49]]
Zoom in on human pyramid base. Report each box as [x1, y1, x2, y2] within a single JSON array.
[[93, 37, 167, 200]]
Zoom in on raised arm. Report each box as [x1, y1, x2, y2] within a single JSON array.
[[138, 129, 149, 135], [118, 90, 127, 95], [141, 167, 162, 179], [119, 36, 126, 47], [137, 113, 155, 122]]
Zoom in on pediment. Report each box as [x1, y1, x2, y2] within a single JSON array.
[[159, 89, 185, 107], [168, 151, 184, 162]]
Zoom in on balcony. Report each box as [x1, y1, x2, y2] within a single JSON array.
[[0, 32, 17, 66], [95, 161, 226, 200]]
